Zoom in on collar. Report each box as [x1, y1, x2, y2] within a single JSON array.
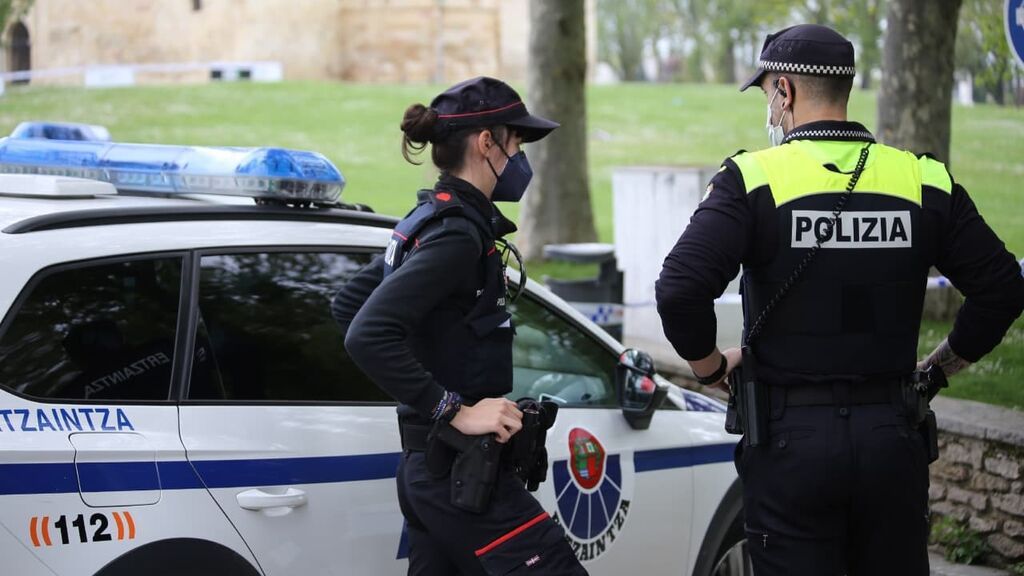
[[435, 174, 517, 238], [782, 120, 875, 145]]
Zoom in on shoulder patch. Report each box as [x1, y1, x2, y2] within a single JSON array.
[[702, 181, 714, 202]]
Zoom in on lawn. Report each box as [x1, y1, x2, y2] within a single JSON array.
[[0, 81, 1020, 408]]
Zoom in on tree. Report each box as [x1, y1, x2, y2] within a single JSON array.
[[833, 0, 885, 89], [956, 0, 1014, 105], [0, 0, 34, 77], [596, 0, 660, 81], [0, 0, 32, 39], [667, 0, 709, 82], [518, 0, 597, 261], [877, 0, 963, 165], [795, 0, 886, 89]]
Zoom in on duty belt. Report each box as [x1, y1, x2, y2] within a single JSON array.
[[400, 422, 432, 452], [774, 379, 902, 408]]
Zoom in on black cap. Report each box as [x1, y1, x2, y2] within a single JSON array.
[[740, 24, 856, 92], [430, 76, 559, 143]]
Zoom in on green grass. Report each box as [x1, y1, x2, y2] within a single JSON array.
[[0, 82, 1019, 252], [919, 316, 1024, 411], [0, 81, 1021, 407]]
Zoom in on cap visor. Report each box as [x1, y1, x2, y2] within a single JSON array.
[[507, 114, 560, 143], [739, 69, 766, 92]]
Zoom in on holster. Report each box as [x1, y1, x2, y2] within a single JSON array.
[[724, 346, 768, 448], [507, 399, 559, 492], [426, 422, 503, 514], [901, 364, 948, 464]]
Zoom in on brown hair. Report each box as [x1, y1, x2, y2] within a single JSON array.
[[400, 103, 508, 172], [767, 72, 854, 107]]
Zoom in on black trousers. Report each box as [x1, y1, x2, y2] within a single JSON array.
[[734, 383, 931, 576], [397, 450, 588, 576]]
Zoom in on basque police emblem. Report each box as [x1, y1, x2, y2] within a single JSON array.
[[551, 428, 633, 562]]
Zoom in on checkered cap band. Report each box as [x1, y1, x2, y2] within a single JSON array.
[[759, 60, 856, 76]]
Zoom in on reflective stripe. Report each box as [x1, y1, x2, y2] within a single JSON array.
[[0, 444, 736, 496], [733, 141, 925, 206], [731, 152, 768, 191], [919, 155, 953, 193]]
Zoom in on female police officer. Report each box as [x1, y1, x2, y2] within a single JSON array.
[[332, 77, 587, 576]]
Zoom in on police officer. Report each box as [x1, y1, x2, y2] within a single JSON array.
[[655, 24, 1024, 576], [332, 77, 587, 576]]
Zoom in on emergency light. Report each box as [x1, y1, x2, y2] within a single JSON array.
[[10, 121, 112, 142], [0, 137, 345, 205]]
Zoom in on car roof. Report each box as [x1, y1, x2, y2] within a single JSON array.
[[0, 175, 627, 356], [0, 187, 396, 233], [0, 175, 398, 302]]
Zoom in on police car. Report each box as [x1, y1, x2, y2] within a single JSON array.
[[0, 136, 747, 576]]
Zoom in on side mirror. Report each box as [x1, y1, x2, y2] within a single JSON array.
[[616, 349, 668, 430]]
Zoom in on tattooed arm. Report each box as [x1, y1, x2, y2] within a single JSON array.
[[919, 338, 972, 378]]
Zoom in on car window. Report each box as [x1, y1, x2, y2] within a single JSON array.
[[187, 251, 391, 402], [0, 257, 182, 401], [509, 295, 616, 407]]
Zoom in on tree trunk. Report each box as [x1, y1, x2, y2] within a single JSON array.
[[519, 0, 596, 261], [616, 21, 644, 81], [716, 35, 736, 84], [859, 68, 872, 90], [686, 44, 706, 82], [857, 2, 881, 91], [877, 0, 963, 165], [992, 62, 1007, 106]]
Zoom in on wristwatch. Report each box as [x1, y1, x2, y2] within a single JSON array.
[[695, 355, 728, 386]]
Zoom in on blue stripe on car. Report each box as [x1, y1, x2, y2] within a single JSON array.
[[0, 444, 733, 496], [633, 443, 734, 473]]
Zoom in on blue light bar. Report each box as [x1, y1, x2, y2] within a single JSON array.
[[0, 137, 345, 204], [10, 121, 112, 142]]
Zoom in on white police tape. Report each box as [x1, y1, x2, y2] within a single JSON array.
[[0, 61, 284, 87], [616, 259, 1024, 311], [566, 302, 624, 326]]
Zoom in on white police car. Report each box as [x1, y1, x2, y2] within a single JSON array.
[[0, 137, 748, 576]]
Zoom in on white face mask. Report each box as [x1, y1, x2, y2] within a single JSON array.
[[766, 88, 788, 147]]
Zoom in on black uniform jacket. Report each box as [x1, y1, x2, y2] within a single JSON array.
[[656, 120, 1024, 384], [333, 174, 516, 420]]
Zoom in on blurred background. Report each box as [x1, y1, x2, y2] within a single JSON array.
[[0, 0, 1019, 409], [0, 2, 1023, 568]]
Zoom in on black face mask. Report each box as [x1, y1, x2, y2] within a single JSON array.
[[486, 142, 533, 203]]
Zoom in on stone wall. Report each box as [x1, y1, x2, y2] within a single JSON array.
[[929, 396, 1024, 568], [3, 0, 599, 84]]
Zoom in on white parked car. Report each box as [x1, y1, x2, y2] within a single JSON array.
[[0, 137, 748, 576]]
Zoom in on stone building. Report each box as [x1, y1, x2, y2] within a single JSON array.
[[2, 0, 595, 85]]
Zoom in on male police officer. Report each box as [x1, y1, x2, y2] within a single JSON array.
[[655, 24, 1024, 576]]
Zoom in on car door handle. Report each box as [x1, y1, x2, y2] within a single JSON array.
[[236, 488, 307, 511]]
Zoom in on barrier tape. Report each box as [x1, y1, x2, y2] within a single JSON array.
[[614, 259, 1024, 311], [0, 60, 282, 84]]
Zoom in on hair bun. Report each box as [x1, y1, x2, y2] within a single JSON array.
[[400, 104, 438, 144]]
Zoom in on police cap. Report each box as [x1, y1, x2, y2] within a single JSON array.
[[430, 76, 559, 143], [740, 24, 856, 92]]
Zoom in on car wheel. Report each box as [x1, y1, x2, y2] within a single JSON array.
[[709, 515, 753, 576], [94, 538, 260, 576]]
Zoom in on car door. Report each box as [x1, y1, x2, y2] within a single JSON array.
[[507, 293, 702, 574], [0, 254, 257, 576], [176, 249, 406, 576]]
